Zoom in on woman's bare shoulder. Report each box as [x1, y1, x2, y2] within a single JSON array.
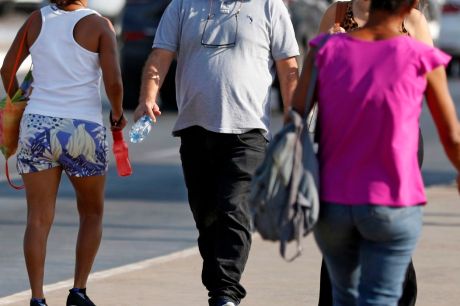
[[24, 10, 42, 47], [408, 7, 425, 21], [318, 1, 340, 33], [73, 13, 116, 52], [405, 8, 433, 45], [80, 14, 115, 34]]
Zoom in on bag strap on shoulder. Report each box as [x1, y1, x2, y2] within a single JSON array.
[[6, 13, 35, 95], [4, 13, 36, 190], [303, 34, 331, 120]]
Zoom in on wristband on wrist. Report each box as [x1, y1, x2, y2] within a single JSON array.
[[110, 110, 124, 127]]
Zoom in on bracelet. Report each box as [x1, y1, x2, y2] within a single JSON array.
[[110, 110, 124, 127]]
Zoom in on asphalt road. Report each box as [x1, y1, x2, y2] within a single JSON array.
[[1, 10, 460, 299]]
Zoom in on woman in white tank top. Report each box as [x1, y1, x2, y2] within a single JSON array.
[[0, 1, 126, 305]]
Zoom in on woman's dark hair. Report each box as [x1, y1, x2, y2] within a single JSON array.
[[49, 0, 81, 7], [370, 0, 418, 12]]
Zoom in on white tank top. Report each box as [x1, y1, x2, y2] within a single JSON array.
[[26, 5, 103, 125]]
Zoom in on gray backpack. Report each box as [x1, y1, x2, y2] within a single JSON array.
[[249, 36, 328, 261], [249, 110, 319, 260]]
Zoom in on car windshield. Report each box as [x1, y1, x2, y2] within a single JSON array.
[[123, 0, 170, 29]]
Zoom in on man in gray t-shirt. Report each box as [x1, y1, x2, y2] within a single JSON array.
[[134, 0, 299, 305]]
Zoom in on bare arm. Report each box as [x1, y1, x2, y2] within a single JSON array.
[[0, 13, 37, 96], [133, 48, 175, 122], [425, 67, 460, 192], [275, 57, 299, 118], [405, 8, 433, 46], [290, 49, 315, 118], [98, 17, 126, 129]]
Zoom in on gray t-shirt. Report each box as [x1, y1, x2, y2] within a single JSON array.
[[153, 0, 299, 136]]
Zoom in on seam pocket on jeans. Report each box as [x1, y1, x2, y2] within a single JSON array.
[[369, 206, 413, 222], [236, 130, 267, 150]]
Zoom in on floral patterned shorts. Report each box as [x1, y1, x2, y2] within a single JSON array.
[[17, 114, 108, 177]]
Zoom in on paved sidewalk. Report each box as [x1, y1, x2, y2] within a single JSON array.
[[1, 185, 459, 306]]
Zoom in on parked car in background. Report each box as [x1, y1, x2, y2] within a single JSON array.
[[13, 0, 41, 9], [9, 1, 127, 31], [0, 0, 11, 15], [120, 0, 176, 110], [0, 0, 40, 14], [436, 0, 460, 75], [1, 1, 126, 24]]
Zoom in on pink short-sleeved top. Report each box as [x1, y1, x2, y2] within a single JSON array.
[[309, 33, 451, 206]]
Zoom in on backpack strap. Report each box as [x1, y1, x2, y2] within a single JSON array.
[[335, 1, 348, 27], [4, 14, 35, 190]]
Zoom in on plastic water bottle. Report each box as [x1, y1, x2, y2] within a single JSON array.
[[111, 130, 133, 177], [129, 115, 153, 143]]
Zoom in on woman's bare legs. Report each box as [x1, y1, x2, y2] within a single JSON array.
[[23, 167, 63, 299], [67, 174, 106, 289]]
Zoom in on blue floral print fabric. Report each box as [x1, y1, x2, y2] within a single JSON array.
[[17, 114, 108, 177]]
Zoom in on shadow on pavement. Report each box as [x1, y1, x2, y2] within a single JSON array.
[[0, 166, 455, 200], [0, 163, 188, 202]]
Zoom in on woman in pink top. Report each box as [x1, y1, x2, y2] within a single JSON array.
[[291, 0, 460, 305], [315, 1, 434, 304]]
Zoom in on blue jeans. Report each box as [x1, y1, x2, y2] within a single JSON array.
[[314, 203, 423, 306]]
